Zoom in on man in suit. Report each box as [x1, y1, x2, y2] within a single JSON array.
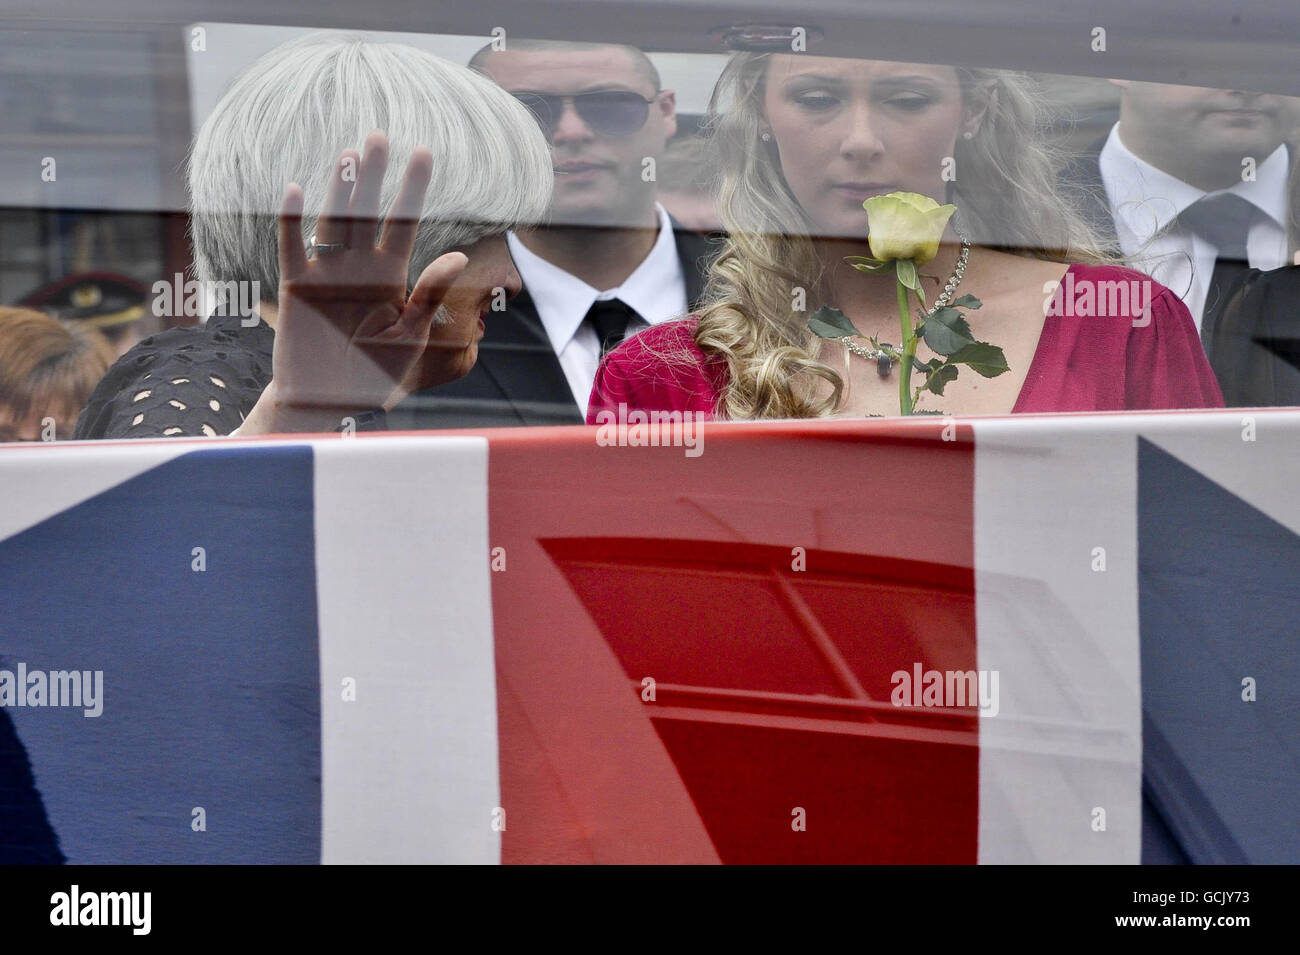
[[390, 40, 719, 429], [1062, 80, 1299, 403]]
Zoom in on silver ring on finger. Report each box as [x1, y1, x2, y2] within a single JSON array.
[[309, 233, 347, 258]]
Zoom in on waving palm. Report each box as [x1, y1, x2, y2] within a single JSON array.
[[270, 131, 468, 417]]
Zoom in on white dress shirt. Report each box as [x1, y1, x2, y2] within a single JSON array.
[[506, 203, 689, 418], [1098, 122, 1291, 332]]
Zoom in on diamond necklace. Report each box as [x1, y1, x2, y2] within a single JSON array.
[[839, 226, 971, 378]]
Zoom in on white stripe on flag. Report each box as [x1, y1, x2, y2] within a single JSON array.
[[0, 441, 193, 542], [973, 416, 1144, 863], [314, 436, 498, 864]]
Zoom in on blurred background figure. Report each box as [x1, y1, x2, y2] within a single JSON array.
[[0, 306, 114, 441], [1063, 80, 1300, 401], [658, 134, 723, 234], [18, 272, 152, 359], [389, 39, 720, 429]]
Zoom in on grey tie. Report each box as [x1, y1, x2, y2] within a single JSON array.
[[1177, 193, 1255, 357]]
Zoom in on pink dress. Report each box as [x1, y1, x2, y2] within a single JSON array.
[[588, 264, 1224, 421]]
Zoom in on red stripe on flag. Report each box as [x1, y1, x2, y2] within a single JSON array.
[[487, 419, 977, 863]]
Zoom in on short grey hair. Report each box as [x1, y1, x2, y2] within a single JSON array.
[[189, 32, 553, 294]]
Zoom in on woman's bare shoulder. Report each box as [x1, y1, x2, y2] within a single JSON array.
[[965, 248, 1073, 287]]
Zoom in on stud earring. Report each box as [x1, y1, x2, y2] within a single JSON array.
[[962, 130, 974, 140], [760, 131, 772, 142]]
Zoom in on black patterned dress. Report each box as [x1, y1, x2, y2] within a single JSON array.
[[76, 313, 386, 438], [76, 313, 275, 439]]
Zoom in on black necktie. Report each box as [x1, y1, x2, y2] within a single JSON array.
[[583, 298, 638, 358], [1177, 193, 1255, 358]]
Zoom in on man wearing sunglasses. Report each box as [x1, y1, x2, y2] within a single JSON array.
[[389, 39, 719, 429]]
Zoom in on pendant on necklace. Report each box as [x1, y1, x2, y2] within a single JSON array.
[[877, 355, 894, 377]]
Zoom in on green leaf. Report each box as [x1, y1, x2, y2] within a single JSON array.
[[807, 305, 862, 340], [927, 307, 974, 333], [921, 362, 960, 396], [895, 259, 920, 291], [921, 308, 976, 356], [949, 294, 982, 310], [948, 341, 1010, 378], [909, 354, 936, 376]]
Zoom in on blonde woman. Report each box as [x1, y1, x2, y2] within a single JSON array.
[[588, 54, 1223, 420]]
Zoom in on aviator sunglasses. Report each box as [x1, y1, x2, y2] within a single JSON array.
[[512, 90, 659, 139]]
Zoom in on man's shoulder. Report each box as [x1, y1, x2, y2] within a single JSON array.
[[1213, 264, 1300, 345], [1232, 262, 1300, 296], [668, 216, 724, 251], [666, 214, 725, 305]]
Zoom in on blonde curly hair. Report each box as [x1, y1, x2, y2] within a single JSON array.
[[693, 53, 1120, 420]]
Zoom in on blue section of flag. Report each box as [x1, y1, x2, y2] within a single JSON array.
[[1138, 437, 1300, 863], [0, 445, 321, 863]]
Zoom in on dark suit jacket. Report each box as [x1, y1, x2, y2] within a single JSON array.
[[1209, 265, 1300, 406], [389, 220, 721, 430]]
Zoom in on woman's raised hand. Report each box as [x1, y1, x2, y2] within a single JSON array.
[[256, 130, 468, 429]]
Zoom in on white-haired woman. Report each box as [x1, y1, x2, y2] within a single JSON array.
[[77, 32, 552, 438], [589, 54, 1223, 420]]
